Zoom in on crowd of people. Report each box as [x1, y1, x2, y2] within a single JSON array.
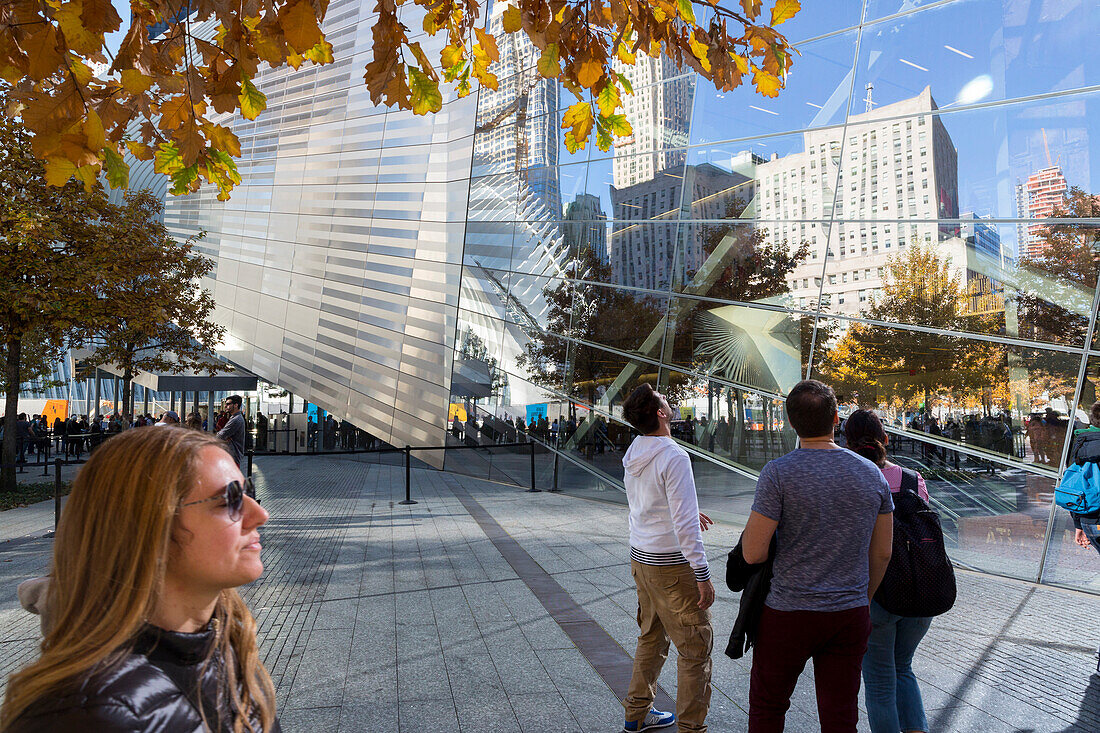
[[2, 381, 1095, 732]]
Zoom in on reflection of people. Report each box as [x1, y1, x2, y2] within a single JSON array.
[[620, 383, 713, 733], [1069, 401, 1100, 558], [3, 427, 277, 731]]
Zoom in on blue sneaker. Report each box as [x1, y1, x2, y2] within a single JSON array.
[[623, 708, 676, 732]]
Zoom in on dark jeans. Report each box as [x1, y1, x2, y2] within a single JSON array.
[[749, 604, 872, 733], [1082, 521, 1100, 558]]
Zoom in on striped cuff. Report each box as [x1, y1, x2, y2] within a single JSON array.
[[693, 565, 711, 582]]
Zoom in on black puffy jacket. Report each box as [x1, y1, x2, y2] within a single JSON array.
[[7, 623, 280, 732]]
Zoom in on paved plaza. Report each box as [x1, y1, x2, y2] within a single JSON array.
[[1, 454, 1099, 731]]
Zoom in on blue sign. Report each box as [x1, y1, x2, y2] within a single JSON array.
[[526, 403, 548, 424]]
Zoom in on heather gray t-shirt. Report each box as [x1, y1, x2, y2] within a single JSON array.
[[751, 448, 893, 612]]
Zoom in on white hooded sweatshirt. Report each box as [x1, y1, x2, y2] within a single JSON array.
[[623, 435, 709, 581]]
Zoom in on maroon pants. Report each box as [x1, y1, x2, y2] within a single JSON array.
[[748, 604, 871, 733]]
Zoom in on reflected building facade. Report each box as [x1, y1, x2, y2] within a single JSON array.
[[162, 0, 1100, 594]]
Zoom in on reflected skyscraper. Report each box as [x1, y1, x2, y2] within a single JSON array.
[[611, 56, 694, 188], [1016, 166, 1069, 260], [761, 87, 959, 314], [562, 194, 607, 263]]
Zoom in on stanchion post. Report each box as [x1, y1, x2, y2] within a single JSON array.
[[550, 451, 561, 492], [526, 440, 541, 492], [53, 458, 62, 529], [246, 450, 253, 478], [399, 445, 417, 505]]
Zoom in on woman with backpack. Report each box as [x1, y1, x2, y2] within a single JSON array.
[[845, 409, 934, 733]]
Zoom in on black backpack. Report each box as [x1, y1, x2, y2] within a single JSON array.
[[874, 469, 957, 617]]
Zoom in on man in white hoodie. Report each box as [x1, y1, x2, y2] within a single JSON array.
[[621, 383, 714, 733]]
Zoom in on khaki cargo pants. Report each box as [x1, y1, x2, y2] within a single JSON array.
[[624, 560, 713, 732]]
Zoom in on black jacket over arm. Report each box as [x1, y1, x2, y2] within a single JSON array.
[[724, 536, 777, 660]]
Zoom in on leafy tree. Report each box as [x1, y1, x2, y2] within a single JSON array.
[[0, 110, 115, 492], [817, 243, 1008, 411], [1015, 187, 1100, 345], [82, 190, 225, 420], [0, 327, 66, 395], [516, 245, 664, 407], [0, 0, 800, 196]]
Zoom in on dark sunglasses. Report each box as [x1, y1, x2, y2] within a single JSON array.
[[181, 478, 256, 522]]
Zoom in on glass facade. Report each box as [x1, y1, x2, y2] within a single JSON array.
[[164, 0, 1100, 591]]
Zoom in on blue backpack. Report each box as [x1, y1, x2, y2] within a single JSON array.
[[1054, 461, 1100, 514]]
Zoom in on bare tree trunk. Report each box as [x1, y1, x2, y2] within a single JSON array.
[[122, 368, 133, 426], [2, 336, 21, 492]]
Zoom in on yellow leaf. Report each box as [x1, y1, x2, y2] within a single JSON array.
[[676, 0, 695, 24], [55, 2, 103, 56], [205, 123, 241, 157], [770, 0, 800, 26], [43, 157, 76, 186], [729, 52, 749, 74], [502, 5, 521, 32], [118, 69, 152, 94], [25, 24, 63, 82], [689, 34, 712, 72], [408, 66, 442, 115], [474, 28, 499, 63], [155, 141, 184, 175], [752, 66, 782, 97], [442, 44, 464, 69], [280, 0, 324, 51], [83, 108, 105, 151], [408, 41, 438, 81], [68, 57, 94, 86], [239, 73, 267, 120], [303, 39, 335, 65], [537, 43, 560, 79], [561, 101, 593, 153], [740, 0, 762, 19], [157, 94, 191, 132], [74, 163, 98, 190], [125, 140, 154, 160], [596, 79, 620, 116], [103, 146, 128, 188], [576, 59, 603, 89], [616, 44, 635, 65]]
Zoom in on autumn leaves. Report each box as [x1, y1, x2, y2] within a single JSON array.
[[0, 0, 799, 198]]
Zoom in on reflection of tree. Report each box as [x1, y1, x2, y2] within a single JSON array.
[[819, 243, 1008, 409], [1016, 187, 1100, 344], [516, 246, 664, 406], [459, 327, 507, 399]]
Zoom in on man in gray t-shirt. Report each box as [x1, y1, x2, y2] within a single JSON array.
[[739, 380, 893, 733]]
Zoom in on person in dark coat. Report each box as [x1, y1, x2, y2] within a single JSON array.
[[1, 426, 279, 732]]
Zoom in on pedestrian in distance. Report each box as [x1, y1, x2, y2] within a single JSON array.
[[184, 411, 203, 431], [620, 383, 715, 733], [155, 411, 181, 427], [740, 380, 894, 733], [218, 395, 247, 473], [0, 426, 278, 732], [845, 410, 935, 733]]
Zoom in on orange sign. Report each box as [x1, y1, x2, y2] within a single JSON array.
[[41, 399, 68, 424]]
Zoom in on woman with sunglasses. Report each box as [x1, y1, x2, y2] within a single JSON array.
[[2, 427, 278, 732]]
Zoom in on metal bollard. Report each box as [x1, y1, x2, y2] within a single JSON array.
[[54, 458, 62, 529], [550, 451, 561, 492], [399, 445, 417, 505], [526, 440, 541, 492], [246, 450, 254, 477]]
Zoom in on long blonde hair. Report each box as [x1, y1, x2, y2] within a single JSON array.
[[1, 427, 276, 732]]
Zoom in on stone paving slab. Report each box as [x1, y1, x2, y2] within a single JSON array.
[[1, 454, 1099, 732]]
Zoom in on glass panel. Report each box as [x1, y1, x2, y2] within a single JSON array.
[[819, 221, 1100, 349], [859, 0, 1098, 105], [811, 317, 1082, 470], [659, 369, 797, 473], [689, 31, 856, 145], [1040, 506, 1100, 592], [717, 0, 862, 43], [664, 296, 815, 396]]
